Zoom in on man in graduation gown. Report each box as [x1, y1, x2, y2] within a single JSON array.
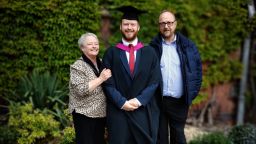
[[102, 6, 161, 144]]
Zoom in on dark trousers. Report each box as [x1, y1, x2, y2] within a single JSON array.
[[158, 96, 189, 144], [72, 111, 106, 144]]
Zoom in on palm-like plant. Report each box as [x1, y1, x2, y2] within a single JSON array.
[[18, 70, 67, 109], [16, 70, 69, 127]]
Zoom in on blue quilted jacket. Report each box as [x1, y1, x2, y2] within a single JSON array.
[[150, 32, 202, 105]]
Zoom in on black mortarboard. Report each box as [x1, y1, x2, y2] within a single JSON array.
[[117, 6, 146, 21]]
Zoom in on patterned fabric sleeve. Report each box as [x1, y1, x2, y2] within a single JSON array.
[[70, 61, 90, 97]]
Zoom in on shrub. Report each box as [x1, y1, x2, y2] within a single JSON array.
[[60, 126, 75, 144], [0, 125, 19, 144], [8, 102, 61, 144], [228, 124, 256, 144], [189, 132, 231, 144]]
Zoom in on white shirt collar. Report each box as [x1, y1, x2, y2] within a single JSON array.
[[122, 37, 138, 46]]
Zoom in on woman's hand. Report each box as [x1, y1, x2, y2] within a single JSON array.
[[99, 68, 112, 82]]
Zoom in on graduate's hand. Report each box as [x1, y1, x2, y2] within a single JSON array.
[[121, 101, 138, 111], [128, 98, 141, 108]]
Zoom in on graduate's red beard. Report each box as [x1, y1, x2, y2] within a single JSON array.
[[121, 30, 138, 42]]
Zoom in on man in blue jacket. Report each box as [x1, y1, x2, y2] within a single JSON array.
[[150, 10, 202, 144]]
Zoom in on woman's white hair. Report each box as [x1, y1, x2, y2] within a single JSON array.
[[78, 32, 98, 48]]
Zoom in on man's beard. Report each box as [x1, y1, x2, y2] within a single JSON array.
[[122, 30, 138, 42], [161, 30, 173, 39]]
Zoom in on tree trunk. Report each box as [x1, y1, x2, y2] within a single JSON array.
[[198, 85, 216, 126]]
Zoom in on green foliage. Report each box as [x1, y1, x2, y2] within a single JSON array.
[[0, 125, 19, 144], [48, 104, 70, 128], [250, 15, 256, 32], [60, 126, 75, 144], [228, 124, 256, 144], [0, 0, 100, 99], [206, 59, 242, 85], [192, 92, 208, 105], [189, 132, 231, 144], [15, 70, 69, 127], [8, 102, 61, 144], [188, 125, 256, 144], [59, 109, 75, 144], [17, 70, 67, 108]]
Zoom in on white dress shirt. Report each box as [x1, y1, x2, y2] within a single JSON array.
[[161, 35, 184, 98]]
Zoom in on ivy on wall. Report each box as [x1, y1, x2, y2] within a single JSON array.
[[0, 0, 100, 98]]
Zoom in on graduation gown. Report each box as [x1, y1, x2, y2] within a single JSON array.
[[102, 44, 161, 144]]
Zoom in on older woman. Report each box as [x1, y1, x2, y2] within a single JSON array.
[[69, 33, 111, 144]]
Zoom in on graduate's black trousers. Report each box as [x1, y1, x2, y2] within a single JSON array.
[[72, 111, 106, 144], [158, 96, 189, 144]]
